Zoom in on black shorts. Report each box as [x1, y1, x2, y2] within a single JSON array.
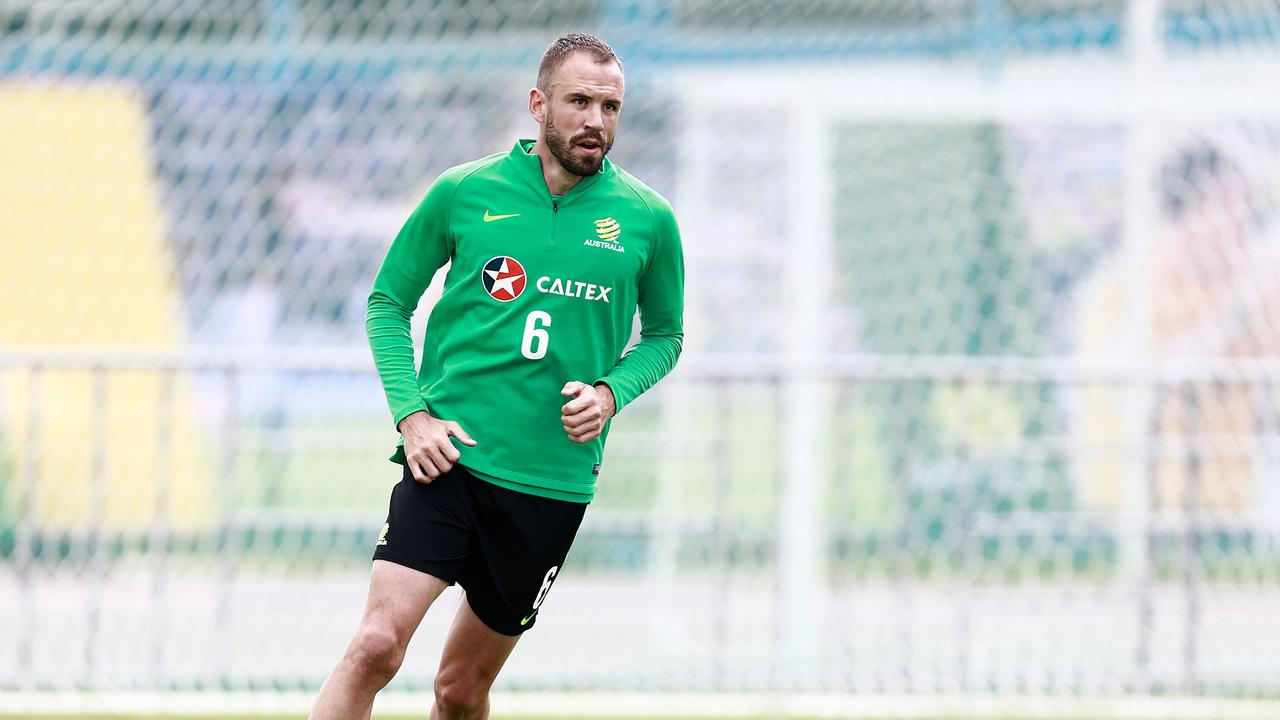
[[372, 463, 587, 636]]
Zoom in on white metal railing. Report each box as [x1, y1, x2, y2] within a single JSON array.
[[1, 350, 1278, 694], [5, 347, 1280, 382]]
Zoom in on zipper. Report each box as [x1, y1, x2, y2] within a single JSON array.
[[547, 199, 559, 245]]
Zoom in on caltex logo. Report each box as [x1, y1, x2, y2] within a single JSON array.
[[481, 256, 527, 302]]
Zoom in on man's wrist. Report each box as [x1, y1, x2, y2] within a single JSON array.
[[593, 381, 617, 418], [396, 409, 430, 432]]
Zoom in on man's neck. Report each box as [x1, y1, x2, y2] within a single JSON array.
[[530, 138, 584, 196]]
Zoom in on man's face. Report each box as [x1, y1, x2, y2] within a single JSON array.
[[538, 52, 624, 177]]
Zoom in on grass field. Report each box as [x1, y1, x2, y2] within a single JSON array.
[[0, 712, 962, 717], [6, 713, 1276, 720], [0, 713, 1061, 720], [6, 690, 1278, 720], [0, 712, 1111, 717], [10, 696, 1280, 717], [9, 703, 1280, 720]]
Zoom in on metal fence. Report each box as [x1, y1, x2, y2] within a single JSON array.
[[2, 351, 1278, 695]]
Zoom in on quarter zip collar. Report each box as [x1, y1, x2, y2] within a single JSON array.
[[509, 138, 613, 206]]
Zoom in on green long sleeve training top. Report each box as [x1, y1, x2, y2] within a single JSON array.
[[366, 139, 685, 502]]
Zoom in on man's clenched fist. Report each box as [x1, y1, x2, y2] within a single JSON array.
[[560, 381, 616, 443]]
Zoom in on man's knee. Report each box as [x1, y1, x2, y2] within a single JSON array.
[[433, 667, 491, 717], [345, 625, 406, 686]]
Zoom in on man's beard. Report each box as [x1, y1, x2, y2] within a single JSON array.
[[545, 109, 612, 177]]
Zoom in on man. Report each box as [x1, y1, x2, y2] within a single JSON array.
[[310, 33, 684, 720]]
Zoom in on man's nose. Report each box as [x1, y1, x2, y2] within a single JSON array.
[[583, 104, 603, 130]]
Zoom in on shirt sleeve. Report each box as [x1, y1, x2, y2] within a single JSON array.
[[595, 201, 685, 413], [366, 173, 459, 428]]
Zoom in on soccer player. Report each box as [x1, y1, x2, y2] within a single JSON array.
[[309, 33, 684, 720]]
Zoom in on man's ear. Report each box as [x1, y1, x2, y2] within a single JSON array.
[[529, 88, 546, 123]]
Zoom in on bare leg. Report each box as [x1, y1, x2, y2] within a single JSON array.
[[430, 594, 521, 720], [310, 560, 450, 720]]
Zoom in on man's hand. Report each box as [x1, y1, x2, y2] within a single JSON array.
[[560, 381, 616, 444], [397, 410, 477, 484]]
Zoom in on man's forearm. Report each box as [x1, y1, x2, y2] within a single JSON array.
[[596, 332, 682, 413], [366, 290, 426, 427]]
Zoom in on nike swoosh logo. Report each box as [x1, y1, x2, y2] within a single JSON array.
[[484, 210, 521, 222], [520, 612, 536, 626]]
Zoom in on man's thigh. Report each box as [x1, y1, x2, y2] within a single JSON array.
[[435, 594, 521, 688], [358, 559, 451, 640]]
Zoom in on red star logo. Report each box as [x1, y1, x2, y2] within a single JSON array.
[[481, 256, 527, 302]]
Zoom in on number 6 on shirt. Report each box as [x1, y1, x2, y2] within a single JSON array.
[[521, 311, 552, 360]]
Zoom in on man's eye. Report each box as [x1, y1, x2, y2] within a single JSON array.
[[574, 98, 587, 106]]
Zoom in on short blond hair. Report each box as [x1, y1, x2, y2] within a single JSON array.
[[536, 33, 622, 92]]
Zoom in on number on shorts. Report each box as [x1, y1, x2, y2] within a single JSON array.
[[532, 565, 559, 610]]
